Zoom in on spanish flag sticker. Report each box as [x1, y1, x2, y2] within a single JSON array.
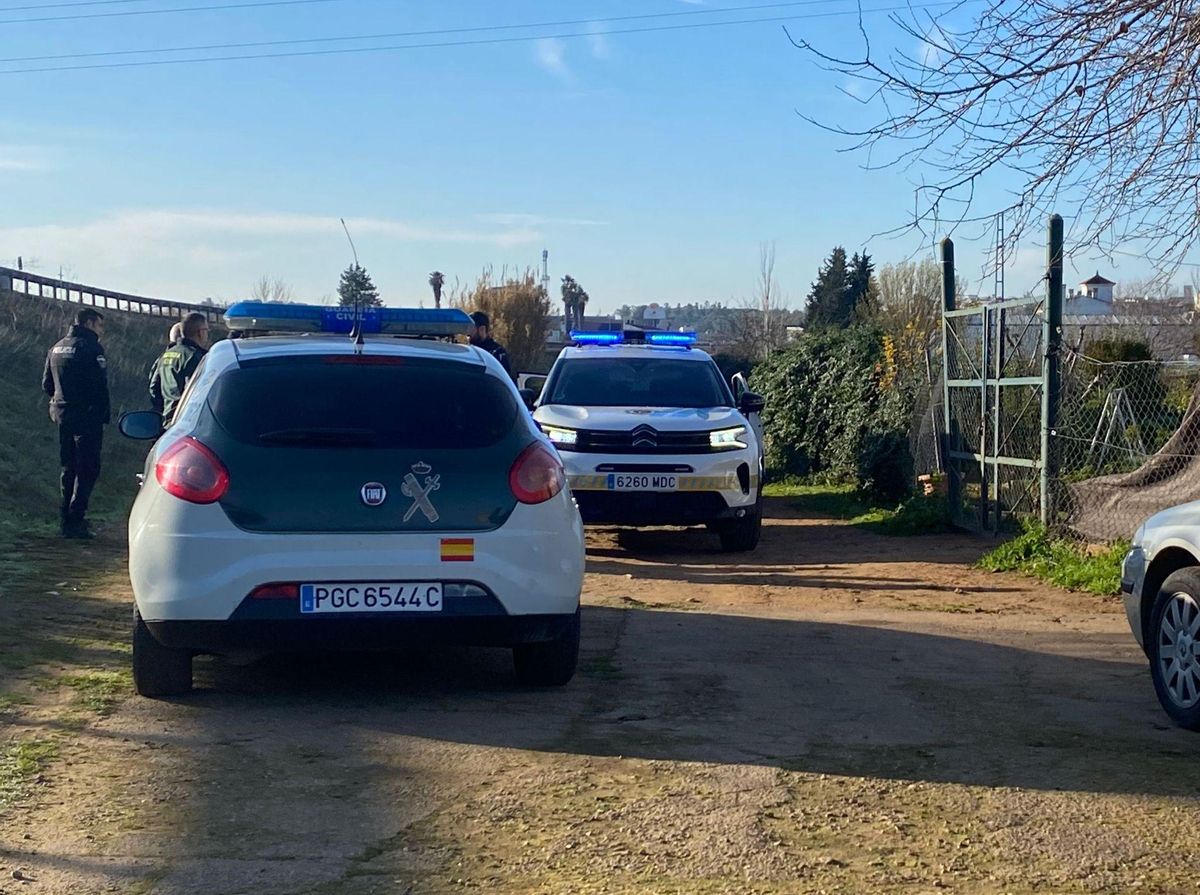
[[440, 538, 475, 562]]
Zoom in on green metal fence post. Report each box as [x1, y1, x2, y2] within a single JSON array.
[[941, 238, 958, 522], [1041, 215, 1064, 526]]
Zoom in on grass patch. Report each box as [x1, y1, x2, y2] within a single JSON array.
[[978, 523, 1127, 595], [0, 740, 58, 809], [60, 669, 131, 715], [764, 480, 952, 536]]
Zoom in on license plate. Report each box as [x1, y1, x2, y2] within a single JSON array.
[[300, 583, 443, 614], [607, 473, 677, 491]]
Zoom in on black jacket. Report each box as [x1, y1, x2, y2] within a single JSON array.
[[43, 325, 111, 430], [151, 337, 208, 423], [472, 337, 514, 380]]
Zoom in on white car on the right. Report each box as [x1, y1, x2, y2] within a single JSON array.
[[1123, 501, 1200, 728]]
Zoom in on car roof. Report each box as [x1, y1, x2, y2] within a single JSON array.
[[557, 344, 713, 362], [225, 334, 487, 365]]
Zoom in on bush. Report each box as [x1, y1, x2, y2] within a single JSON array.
[[749, 326, 911, 481], [855, 428, 913, 504], [978, 521, 1127, 595]]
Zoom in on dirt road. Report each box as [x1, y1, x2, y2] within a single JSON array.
[[3, 499, 1200, 894]]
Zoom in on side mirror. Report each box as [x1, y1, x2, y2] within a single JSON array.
[[119, 410, 162, 441], [518, 388, 537, 411], [739, 391, 765, 415]]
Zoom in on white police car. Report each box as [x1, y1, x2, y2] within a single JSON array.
[[532, 330, 765, 551], [118, 303, 585, 697]]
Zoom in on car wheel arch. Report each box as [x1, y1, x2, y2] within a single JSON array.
[[1143, 547, 1200, 645]]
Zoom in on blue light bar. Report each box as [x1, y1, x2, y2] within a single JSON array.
[[645, 331, 698, 346], [570, 330, 624, 345], [223, 302, 472, 336]]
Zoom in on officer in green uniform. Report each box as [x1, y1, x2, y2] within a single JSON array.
[[150, 312, 210, 426]]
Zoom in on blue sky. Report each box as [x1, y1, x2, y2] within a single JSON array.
[[0, 0, 1180, 310]]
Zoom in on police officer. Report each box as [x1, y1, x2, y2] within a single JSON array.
[[151, 312, 210, 425], [148, 321, 184, 415], [42, 308, 110, 539], [469, 311, 514, 381]]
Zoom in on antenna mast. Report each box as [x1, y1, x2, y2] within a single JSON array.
[[340, 217, 365, 346]]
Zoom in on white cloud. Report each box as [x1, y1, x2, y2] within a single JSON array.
[[475, 212, 606, 228], [0, 144, 50, 172], [587, 24, 611, 60], [0, 208, 545, 278], [534, 38, 570, 80]]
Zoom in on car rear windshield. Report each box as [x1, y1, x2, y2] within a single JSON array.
[[207, 357, 518, 448], [544, 357, 732, 408]]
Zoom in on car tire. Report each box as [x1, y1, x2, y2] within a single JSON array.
[[132, 607, 193, 698], [719, 499, 762, 553], [1149, 569, 1200, 730], [513, 609, 580, 687]]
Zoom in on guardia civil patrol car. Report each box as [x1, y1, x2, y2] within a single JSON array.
[[119, 303, 584, 697], [532, 329, 765, 551]]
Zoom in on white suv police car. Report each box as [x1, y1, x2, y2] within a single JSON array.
[[118, 303, 585, 697], [532, 330, 765, 551]]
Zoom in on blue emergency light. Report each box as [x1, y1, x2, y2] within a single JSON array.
[[569, 330, 624, 345], [645, 331, 698, 346], [569, 329, 698, 347], [223, 302, 473, 337]]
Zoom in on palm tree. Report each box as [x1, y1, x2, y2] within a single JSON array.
[[561, 275, 590, 331], [428, 271, 445, 309]]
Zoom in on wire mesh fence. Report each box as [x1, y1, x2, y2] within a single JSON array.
[[1054, 345, 1200, 542]]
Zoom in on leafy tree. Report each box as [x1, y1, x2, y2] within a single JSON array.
[[337, 263, 381, 308], [560, 275, 589, 331], [805, 247, 851, 328], [452, 267, 552, 372], [428, 271, 445, 309]]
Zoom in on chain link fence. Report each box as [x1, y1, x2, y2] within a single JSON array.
[[1055, 344, 1200, 542]]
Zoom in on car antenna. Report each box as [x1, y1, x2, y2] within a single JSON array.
[[340, 217, 365, 348]]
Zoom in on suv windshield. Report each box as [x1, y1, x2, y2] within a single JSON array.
[[207, 357, 518, 448], [545, 357, 732, 408]]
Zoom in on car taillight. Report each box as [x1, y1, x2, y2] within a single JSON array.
[[248, 583, 299, 600], [509, 443, 565, 505], [155, 437, 230, 504]]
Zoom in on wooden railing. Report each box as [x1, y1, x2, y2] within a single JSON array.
[[0, 266, 225, 324]]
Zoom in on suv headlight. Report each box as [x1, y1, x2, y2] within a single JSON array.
[[541, 425, 578, 448], [710, 426, 748, 450]]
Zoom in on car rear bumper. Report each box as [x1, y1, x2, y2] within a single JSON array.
[[147, 613, 577, 654], [129, 486, 584, 622]]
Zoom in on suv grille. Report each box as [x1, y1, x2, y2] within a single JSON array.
[[574, 425, 712, 454]]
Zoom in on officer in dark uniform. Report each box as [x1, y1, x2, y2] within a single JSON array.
[[150, 311, 210, 426], [42, 308, 110, 539], [469, 311, 515, 381]]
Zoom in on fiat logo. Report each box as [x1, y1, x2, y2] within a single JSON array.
[[360, 482, 387, 507]]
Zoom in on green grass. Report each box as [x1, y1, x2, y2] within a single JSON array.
[[763, 480, 953, 536], [0, 740, 58, 809], [60, 669, 132, 716], [0, 288, 172, 548], [978, 523, 1127, 595]]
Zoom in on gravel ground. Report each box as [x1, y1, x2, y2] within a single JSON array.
[[2, 498, 1199, 894]]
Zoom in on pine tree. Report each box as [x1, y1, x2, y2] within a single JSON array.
[[337, 264, 381, 308], [805, 247, 851, 328], [846, 251, 877, 321]]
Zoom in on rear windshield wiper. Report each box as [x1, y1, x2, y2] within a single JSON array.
[[257, 427, 379, 446]]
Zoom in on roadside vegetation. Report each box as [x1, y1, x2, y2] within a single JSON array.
[[0, 288, 169, 547], [977, 523, 1127, 596], [764, 480, 952, 536]]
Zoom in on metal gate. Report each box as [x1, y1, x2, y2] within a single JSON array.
[[940, 217, 1063, 532]]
